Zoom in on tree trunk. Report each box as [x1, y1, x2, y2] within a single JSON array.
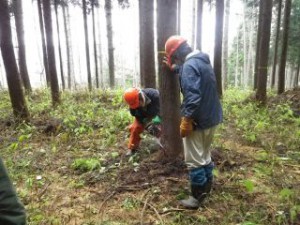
[[255, 0, 272, 103], [0, 0, 29, 119], [43, 0, 60, 106], [254, 1, 263, 90], [278, 0, 292, 94], [271, 0, 282, 89], [157, 0, 183, 159], [91, 0, 99, 88], [97, 5, 104, 88], [62, 3, 72, 89], [82, 0, 92, 91], [213, 0, 224, 97], [191, 0, 196, 49], [139, 0, 156, 88], [235, 34, 239, 87], [37, 0, 50, 86], [243, 3, 247, 87], [177, 0, 181, 34], [196, 0, 203, 51], [13, 0, 32, 93], [105, 0, 115, 88], [54, 0, 65, 90], [295, 60, 300, 87], [222, 0, 230, 89]]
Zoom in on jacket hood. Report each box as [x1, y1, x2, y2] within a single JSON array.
[[186, 51, 211, 64]]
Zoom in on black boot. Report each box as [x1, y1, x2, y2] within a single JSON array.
[[179, 181, 212, 209]]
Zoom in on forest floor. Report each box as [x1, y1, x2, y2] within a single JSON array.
[[0, 88, 300, 225]]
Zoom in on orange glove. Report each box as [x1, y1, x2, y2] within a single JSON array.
[[180, 117, 194, 138]]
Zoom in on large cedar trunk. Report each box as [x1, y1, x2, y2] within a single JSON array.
[[54, 0, 65, 90], [157, 0, 183, 159], [139, 0, 156, 88], [43, 0, 60, 105], [92, 0, 99, 88], [82, 0, 92, 91], [105, 0, 115, 88], [278, 0, 292, 94], [196, 0, 203, 51], [0, 0, 29, 119], [271, 0, 282, 89], [13, 0, 32, 93], [213, 0, 224, 97], [255, 0, 272, 103], [37, 0, 50, 86]]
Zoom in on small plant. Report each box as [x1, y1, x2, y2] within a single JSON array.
[[71, 158, 101, 172]]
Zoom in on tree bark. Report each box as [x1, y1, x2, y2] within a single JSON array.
[[254, 1, 263, 90], [82, 0, 92, 91], [37, 0, 50, 86], [278, 0, 292, 94], [139, 0, 156, 88], [43, 0, 60, 106], [91, 0, 99, 88], [271, 0, 282, 89], [105, 0, 115, 88], [255, 0, 272, 103], [13, 0, 32, 93], [222, 0, 230, 89], [0, 0, 29, 119], [157, 0, 183, 159], [54, 0, 65, 90], [196, 0, 203, 51], [177, 0, 181, 34], [213, 0, 224, 97]]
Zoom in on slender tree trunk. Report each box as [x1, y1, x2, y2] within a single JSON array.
[[247, 17, 254, 87], [271, 0, 282, 89], [222, 0, 230, 89], [0, 0, 29, 119], [254, 1, 263, 90], [82, 0, 92, 91], [62, 4, 72, 89], [191, 0, 196, 49], [43, 0, 60, 106], [13, 0, 32, 93], [54, 0, 65, 90], [139, 0, 156, 88], [157, 0, 183, 159], [243, 3, 247, 87], [91, 0, 99, 88], [214, 0, 224, 97], [295, 60, 300, 87], [196, 0, 203, 51], [177, 0, 181, 34], [37, 0, 50, 86], [278, 0, 292, 94], [97, 5, 104, 88], [105, 0, 115, 88], [256, 0, 272, 103], [235, 35, 239, 87]]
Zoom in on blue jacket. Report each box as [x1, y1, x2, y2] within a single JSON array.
[[179, 51, 223, 130], [129, 88, 160, 124]]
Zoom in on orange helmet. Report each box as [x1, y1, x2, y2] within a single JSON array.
[[165, 35, 187, 59], [123, 88, 140, 109]]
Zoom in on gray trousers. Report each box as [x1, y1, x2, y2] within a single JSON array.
[[183, 126, 217, 169]]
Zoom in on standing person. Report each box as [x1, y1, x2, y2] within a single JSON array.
[[164, 35, 223, 209], [0, 158, 27, 224], [123, 87, 161, 156]]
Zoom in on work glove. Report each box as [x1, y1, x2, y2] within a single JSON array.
[[180, 117, 193, 138], [163, 56, 177, 71]]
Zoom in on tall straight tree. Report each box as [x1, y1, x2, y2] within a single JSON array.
[[157, 0, 183, 159], [255, 0, 272, 103], [213, 0, 224, 97], [91, 0, 99, 88], [105, 0, 115, 88], [278, 0, 292, 94], [43, 0, 60, 105], [271, 0, 282, 88], [37, 0, 50, 86], [222, 0, 230, 89], [139, 0, 156, 88], [62, 2, 72, 89], [0, 0, 29, 119], [13, 0, 32, 93], [177, 0, 181, 34], [196, 0, 203, 51], [54, 0, 65, 90], [254, 0, 263, 90], [82, 0, 92, 91]]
